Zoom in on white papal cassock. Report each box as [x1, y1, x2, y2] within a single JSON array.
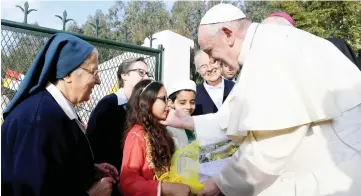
[[193, 23, 361, 196]]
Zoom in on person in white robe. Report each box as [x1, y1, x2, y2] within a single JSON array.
[[161, 3, 361, 196]]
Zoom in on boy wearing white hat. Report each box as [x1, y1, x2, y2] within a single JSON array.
[[166, 80, 197, 149]]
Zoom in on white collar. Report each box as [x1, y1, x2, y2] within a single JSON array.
[[204, 78, 224, 90], [238, 23, 260, 65], [114, 88, 128, 106], [46, 82, 77, 120]]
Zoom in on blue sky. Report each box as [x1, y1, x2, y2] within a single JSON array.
[[1, 0, 175, 30]]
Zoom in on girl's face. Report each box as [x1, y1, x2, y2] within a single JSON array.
[[152, 87, 168, 120], [169, 90, 196, 115]]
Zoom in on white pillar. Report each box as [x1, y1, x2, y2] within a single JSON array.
[[143, 30, 194, 90]]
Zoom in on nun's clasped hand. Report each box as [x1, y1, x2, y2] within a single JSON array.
[[94, 163, 119, 181]]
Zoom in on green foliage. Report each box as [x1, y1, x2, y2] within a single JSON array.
[[83, 9, 108, 38], [1, 35, 45, 75], [245, 1, 361, 51], [6, 0, 361, 83]]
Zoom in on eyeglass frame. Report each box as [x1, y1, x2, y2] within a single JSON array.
[[80, 67, 99, 77], [156, 95, 167, 103], [196, 61, 221, 73], [127, 68, 153, 78]]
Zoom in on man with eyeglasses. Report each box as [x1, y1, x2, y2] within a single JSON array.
[[193, 50, 235, 116], [86, 57, 150, 196]]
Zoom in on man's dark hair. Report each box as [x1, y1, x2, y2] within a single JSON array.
[[117, 57, 147, 87]]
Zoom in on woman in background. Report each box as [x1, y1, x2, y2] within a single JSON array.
[[86, 57, 150, 196]]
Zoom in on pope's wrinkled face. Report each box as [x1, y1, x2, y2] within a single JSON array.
[[198, 25, 240, 71]]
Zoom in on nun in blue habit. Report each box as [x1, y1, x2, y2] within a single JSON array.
[[2, 33, 117, 196]]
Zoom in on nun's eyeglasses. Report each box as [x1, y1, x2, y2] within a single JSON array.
[[127, 69, 152, 78], [80, 67, 99, 77]]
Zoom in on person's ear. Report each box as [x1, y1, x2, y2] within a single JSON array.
[[63, 74, 72, 83], [121, 73, 128, 82], [167, 99, 174, 108], [221, 27, 235, 47]]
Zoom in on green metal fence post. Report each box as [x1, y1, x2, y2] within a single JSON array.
[[155, 44, 164, 82]]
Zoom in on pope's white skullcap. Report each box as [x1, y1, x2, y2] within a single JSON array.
[[167, 80, 197, 97], [200, 3, 246, 25]]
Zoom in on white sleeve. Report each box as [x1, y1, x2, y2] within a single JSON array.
[[157, 181, 161, 196], [193, 113, 229, 146], [215, 124, 309, 196], [193, 86, 236, 146]]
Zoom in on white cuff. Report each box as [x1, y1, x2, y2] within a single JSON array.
[[157, 181, 161, 196]]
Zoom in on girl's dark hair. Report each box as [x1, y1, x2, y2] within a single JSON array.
[[124, 79, 175, 171], [168, 89, 195, 102]]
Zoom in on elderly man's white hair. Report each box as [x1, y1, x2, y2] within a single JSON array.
[[194, 50, 207, 67], [199, 3, 251, 37], [262, 16, 293, 26], [203, 19, 252, 37]]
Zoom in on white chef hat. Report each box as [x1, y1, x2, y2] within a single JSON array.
[[167, 80, 197, 98], [200, 3, 247, 25]]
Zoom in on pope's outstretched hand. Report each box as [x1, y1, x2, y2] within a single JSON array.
[[160, 109, 195, 131]]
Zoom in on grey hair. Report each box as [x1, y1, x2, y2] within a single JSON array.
[[79, 48, 98, 71], [117, 57, 147, 87], [194, 50, 207, 69], [203, 18, 252, 37]]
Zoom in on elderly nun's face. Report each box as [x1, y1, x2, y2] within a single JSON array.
[[70, 50, 100, 103]]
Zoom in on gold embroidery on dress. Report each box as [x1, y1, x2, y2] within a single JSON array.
[[144, 134, 169, 178]]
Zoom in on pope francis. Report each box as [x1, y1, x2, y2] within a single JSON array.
[[161, 3, 361, 196]]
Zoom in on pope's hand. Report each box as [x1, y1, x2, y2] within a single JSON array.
[[197, 178, 221, 196], [160, 109, 195, 131]]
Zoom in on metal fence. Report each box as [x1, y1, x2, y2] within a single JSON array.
[[1, 19, 163, 124]]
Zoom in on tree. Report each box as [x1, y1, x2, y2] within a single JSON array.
[[67, 21, 84, 34], [243, 0, 274, 23], [243, 1, 360, 51], [15, 1, 37, 24], [55, 10, 75, 31], [1, 35, 46, 75], [83, 10, 109, 39], [107, 1, 170, 45], [89, 17, 104, 38], [106, 1, 127, 42], [268, 1, 361, 52], [170, 1, 206, 82], [170, 1, 206, 42]]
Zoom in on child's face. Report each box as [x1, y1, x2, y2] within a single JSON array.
[[152, 87, 168, 120], [170, 91, 196, 115]]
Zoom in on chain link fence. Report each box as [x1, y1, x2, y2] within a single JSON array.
[[1, 20, 163, 124]]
